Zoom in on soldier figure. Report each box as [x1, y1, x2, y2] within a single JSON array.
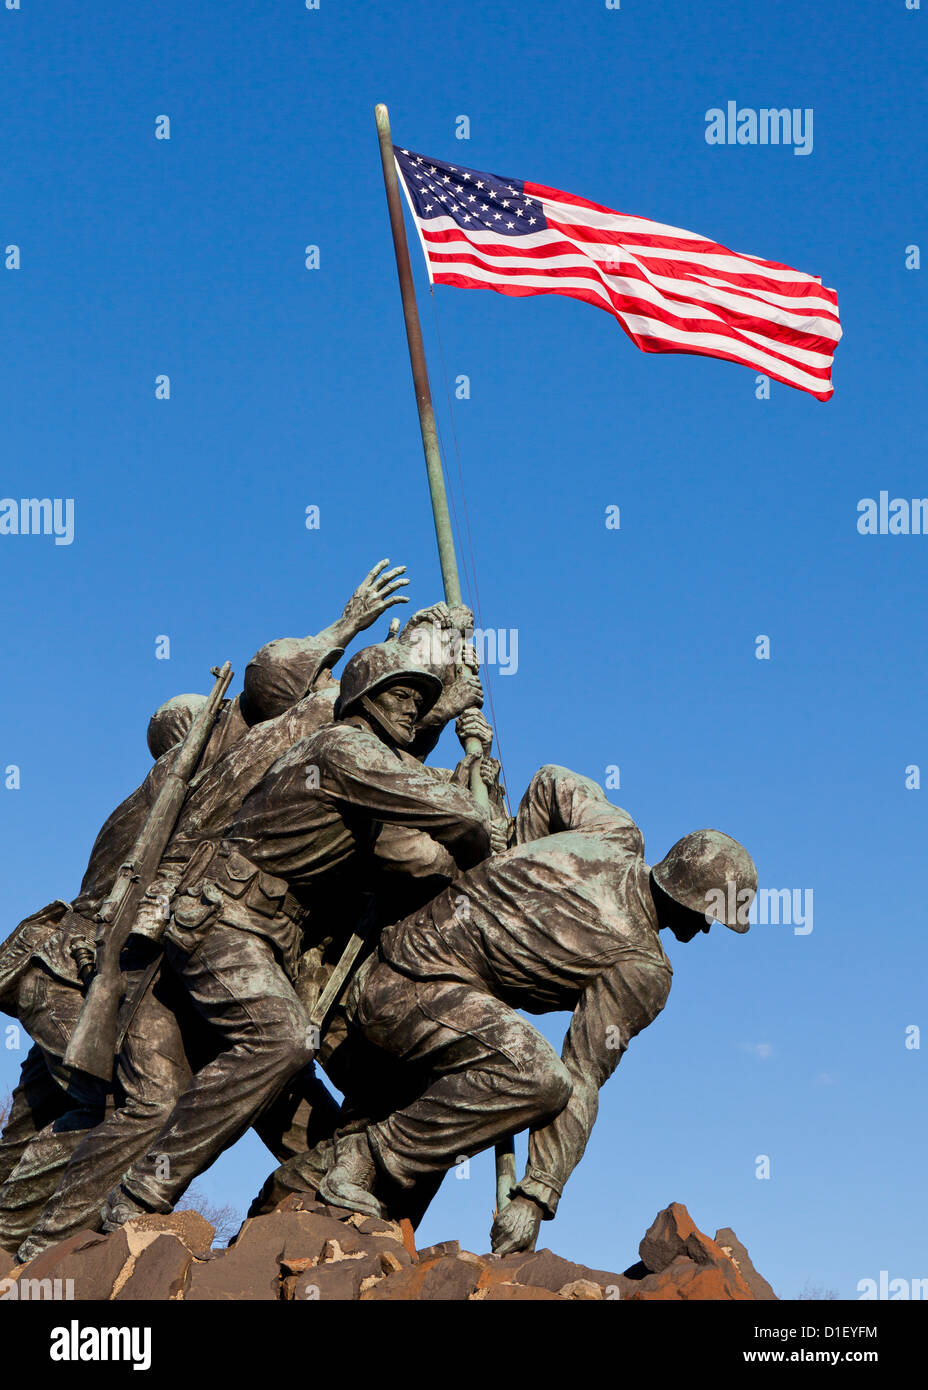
[[1, 560, 411, 1257], [38, 640, 494, 1248], [305, 764, 756, 1255]]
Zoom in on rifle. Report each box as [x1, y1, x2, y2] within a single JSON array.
[[63, 662, 234, 1082]]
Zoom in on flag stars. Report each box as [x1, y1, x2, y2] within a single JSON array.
[[397, 150, 541, 238]]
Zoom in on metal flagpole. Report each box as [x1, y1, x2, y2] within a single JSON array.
[[374, 103, 517, 1214]]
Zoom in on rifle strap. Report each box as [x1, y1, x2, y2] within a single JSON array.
[[114, 954, 163, 1053]]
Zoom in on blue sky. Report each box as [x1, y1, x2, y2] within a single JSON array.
[[1, 1, 925, 1297]]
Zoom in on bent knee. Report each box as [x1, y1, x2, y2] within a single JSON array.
[[534, 1058, 573, 1118], [259, 1006, 315, 1071]]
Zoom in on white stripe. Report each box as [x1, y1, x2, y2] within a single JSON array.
[[420, 217, 839, 321], [430, 231, 840, 341], [572, 244, 840, 318], [431, 261, 832, 386], [536, 195, 715, 243], [427, 242, 836, 362], [431, 261, 617, 311], [433, 246, 735, 338], [618, 313, 832, 389], [539, 196, 823, 286], [420, 215, 563, 248], [739, 327, 836, 368], [696, 274, 840, 317], [601, 260, 841, 342], [396, 160, 435, 285], [598, 243, 823, 284]]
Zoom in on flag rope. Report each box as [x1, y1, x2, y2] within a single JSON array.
[[427, 286, 514, 818]]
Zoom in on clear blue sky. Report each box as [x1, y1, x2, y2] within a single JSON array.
[[1, 1, 925, 1298]]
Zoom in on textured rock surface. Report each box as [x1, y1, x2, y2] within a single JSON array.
[[714, 1226, 778, 1301], [1, 1195, 776, 1301]]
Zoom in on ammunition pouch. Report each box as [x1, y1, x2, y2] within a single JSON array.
[[168, 840, 304, 976]]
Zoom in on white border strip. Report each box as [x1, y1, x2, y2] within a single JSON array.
[[395, 156, 435, 286]]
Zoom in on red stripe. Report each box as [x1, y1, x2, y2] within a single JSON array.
[[546, 218, 839, 310], [424, 238, 838, 355], [422, 221, 839, 321], [405, 172, 841, 399], [430, 261, 833, 381], [431, 269, 834, 399]]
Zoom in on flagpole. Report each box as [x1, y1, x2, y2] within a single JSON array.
[[374, 102, 517, 1215]]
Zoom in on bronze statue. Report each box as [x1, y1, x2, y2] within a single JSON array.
[[1, 571, 757, 1270], [2, 560, 414, 1259], [310, 765, 756, 1254], [84, 640, 494, 1236]]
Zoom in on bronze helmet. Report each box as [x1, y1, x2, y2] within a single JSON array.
[[652, 829, 757, 933], [336, 642, 443, 720], [147, 694, 209, 760]]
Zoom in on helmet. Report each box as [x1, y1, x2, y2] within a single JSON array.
[[336, 643, 443, 719], [652, 829, 757, 933], [147, 694, 209, 760]]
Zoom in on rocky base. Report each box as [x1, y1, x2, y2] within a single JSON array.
[[1, 1198, 777, 1301]]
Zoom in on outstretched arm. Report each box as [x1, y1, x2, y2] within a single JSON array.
[[320, 558, 410, 651], [244, 560, 410, 721]]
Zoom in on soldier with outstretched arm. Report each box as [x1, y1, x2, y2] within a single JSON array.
[[78, 640, 494, 1239], [310, 764, 757, 1254], [0, 560, 411, 1257]]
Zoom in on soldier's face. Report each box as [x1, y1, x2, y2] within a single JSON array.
[[369, 684, 422, 743], [669, 915, 711, 943]]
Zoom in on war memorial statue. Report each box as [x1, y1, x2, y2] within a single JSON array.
[[0, 552, 757, 1269], [0, 105, 787, 1282]]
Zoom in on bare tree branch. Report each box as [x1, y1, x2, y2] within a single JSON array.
[[181, 1184, 243, 1248]]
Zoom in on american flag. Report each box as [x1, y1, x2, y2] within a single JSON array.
[[394, 147, 842, 401]]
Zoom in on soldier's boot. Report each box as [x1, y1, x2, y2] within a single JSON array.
[[248, 1138, 334, 1218], [317, 1132, 382, 1218], [12, 1236, 39, 1266], [99, 1183, 158, 1233]]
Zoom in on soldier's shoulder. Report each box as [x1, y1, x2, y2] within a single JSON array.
[[281, 718, 378, 768], [306, 719, 360, 748]]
